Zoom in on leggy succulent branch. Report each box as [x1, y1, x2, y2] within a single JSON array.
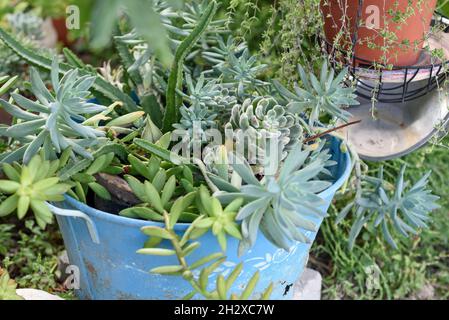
[[163, 0, 218, 132], [138, 191, 272, 300]]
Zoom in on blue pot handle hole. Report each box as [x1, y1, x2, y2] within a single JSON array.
[[46, 202, 100, 244]]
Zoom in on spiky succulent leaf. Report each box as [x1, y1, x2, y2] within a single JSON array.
[[0, 59, 107, 162], [339, 166, 440, 250], [216, 142, 334, 253], [220, 48, 269, 96], [0, 155, 71, 228], [274, 61, 358, 125]]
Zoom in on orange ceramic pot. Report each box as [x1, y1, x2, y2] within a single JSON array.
[[51, 17, 71, 46], [321, 0, 438, 66]]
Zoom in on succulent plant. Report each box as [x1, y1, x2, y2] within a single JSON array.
[[0, 59, 107, 163], [228, 97, 303, 161], [173, 102, 217, 140], [163, 0, 218, 132], [67, 152, 116, 203], [0, 155, 71, 229], [181, 73, 237, 114], [220, 48, 269, 96], [202, 35, 247, 68], [0, 270, 23, 300], [121, 173, 198, 223], [195, 185, 243, 251], [216, 141, 335, 253], [6, 12, 44, 42], [115, 0, 224, 78], [137, 209, 272, 300], [203, 145, 233, 182], [274, 61, 359, 125], [120, 134, 199, 222], [337, 165, 440, 250]]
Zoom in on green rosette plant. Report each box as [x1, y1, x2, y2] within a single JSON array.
[[0, 270, 23, 300]]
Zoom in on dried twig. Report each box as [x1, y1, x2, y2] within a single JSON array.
[[304, 120, 362, 143]]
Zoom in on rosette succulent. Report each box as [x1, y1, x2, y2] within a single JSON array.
[[338, 165, 440, 250], [216, 141, 336, 253], [228, 97, 303, 162], [274, 61, 359, 125], [181, 73, 237, 115], [173, 102, 217, 139], [0, 59, 106, 163], [220, 49, 269, 96], [0, 155, 71, 229]]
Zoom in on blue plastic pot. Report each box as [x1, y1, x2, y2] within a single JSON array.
[[51, 137, 351, 300]]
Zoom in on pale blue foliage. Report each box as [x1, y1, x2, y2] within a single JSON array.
[[337, 166, 440, 250], [216, 141, 336, 253], [0, 59, 106, 163], [274, 61, 359, 125], [219, 48, 269, 96]]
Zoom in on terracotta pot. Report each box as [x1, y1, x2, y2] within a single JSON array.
[[51, 17, 71, 46], [321, 0, 438, 66]]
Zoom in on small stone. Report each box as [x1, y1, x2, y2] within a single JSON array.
[[38, 18, 58, 49], [57, 250, 70, 283], [293, 268, 322, 300], [414, 284, 435, 300], [16, 289, 64, 300]]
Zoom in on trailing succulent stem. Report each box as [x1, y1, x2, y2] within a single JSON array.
[[138, 210, 273, 300], [162, 0, 218, 132]]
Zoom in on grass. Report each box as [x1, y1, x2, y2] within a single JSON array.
[[310, 143, 449, 299], [0, 218, 74, 298]]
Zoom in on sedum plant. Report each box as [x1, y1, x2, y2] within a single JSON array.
[[0, 59, 107, 163], [0, 270, 23, 300], [138, 210, 272, 300], [274, 61, 359, 125], [337, 165, 440, 250], [216, 141, 336, 253], [0, 154, 71, 229]]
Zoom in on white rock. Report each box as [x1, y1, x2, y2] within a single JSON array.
[[16, 289, 64, 300], [38, 18, 58, 49], [293, 268, 322, 300]]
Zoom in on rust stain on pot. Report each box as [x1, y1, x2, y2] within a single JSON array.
[[84, 259, 97, 281]]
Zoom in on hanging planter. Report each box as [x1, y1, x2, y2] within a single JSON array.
[[321, 0, 438, 66]]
